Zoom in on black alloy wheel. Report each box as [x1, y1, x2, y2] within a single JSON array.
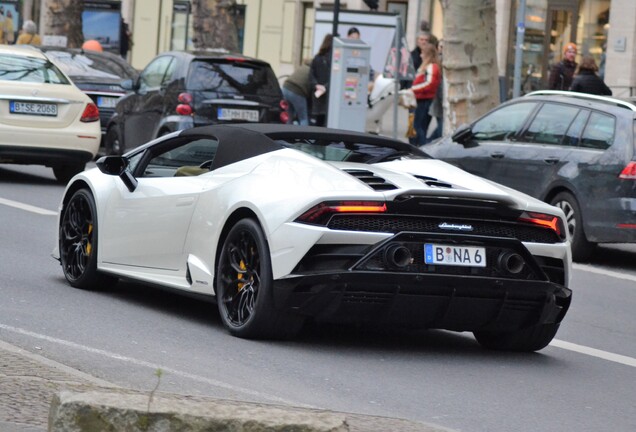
[[59, 189, 115, 289], [216, 218, 303, 339], [105, 126, 123, 155], [550, 191, 595, 261]]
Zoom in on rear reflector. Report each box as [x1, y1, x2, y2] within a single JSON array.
[[280, 111, 289, 123], [619, 161, 636, 179], [80, 103, 100, 122]]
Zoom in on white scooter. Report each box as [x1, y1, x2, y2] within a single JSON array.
[[365, 74, 397, 134]]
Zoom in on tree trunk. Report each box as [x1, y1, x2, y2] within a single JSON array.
[[440, 0, 499, 132], [41, 0, 83, 48], [192, 0, 239, 52]]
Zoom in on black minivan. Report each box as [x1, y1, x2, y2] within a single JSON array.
[[424, 91, 636, 261], [105, 50, 287, 155]]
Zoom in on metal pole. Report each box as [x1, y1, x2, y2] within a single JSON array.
[[512, 0, 527, 99], [392, 18, 401, 139], [332, 0, 340, 37]]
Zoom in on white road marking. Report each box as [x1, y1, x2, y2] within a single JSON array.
[[0, 197, 57, 216], [0, 323, 312, 407], [550, 339, 636, 368], [573, 263, 636, 284]]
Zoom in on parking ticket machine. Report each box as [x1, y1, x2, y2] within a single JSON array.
[[327, 37, 371, 132]]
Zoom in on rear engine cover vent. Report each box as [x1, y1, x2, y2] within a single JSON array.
[[413, 175, 453, 189], [343, 169, 397, 191]]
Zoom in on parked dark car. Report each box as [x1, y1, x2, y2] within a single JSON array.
[[41, 47, 139, 146], [424, 90, 636, 261], [104, 50, 288, 155]]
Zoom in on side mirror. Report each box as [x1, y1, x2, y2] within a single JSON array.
[[120, 78, 137, 91], [452, 124, 477, 148], [96, 156, 138, 192], [96, 155, 127, 175]]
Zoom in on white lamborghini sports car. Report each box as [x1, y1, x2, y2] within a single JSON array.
[[53, 124, 572, 351]]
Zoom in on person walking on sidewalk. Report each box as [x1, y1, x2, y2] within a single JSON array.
[[282, 59, 312, 125], [549, 42, 578, 90], [570, 55, 612, 96], [410, 44, 441, 145], [309, 33, 333, 126]]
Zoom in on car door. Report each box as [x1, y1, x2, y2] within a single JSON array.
[[495, 102, 582, 198], [120, 55, 176, 150], [100, 136, 219, 270], [437, 101, 539, 179]]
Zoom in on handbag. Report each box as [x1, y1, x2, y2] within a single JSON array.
[[406, 112, 417, 139], [399, 89, 417, 109]]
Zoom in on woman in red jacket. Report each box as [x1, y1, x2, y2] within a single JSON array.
[[410, 44, 441, 145]]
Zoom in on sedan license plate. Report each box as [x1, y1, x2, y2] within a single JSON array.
[[10, 101, 58, 116], [217, 108, 259, 122], [424, 243, 486, 267], [97, 96, 118, 109]]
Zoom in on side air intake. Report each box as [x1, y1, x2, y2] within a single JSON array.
[[343, 169, 397, 191]]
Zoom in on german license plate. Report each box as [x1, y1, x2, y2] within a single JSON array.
[[424, 243, 486, 267], [10, 101, 58, 116], [97, 96, 118, 109], [218, 108, 259, 122]]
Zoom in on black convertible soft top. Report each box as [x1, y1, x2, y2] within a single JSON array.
[[181, 123, 428, 170]]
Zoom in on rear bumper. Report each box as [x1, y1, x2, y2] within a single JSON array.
[[0, 125, 100, 164], [0, 146, 95, 166], [274, 272, 571, 332], [273, 232, 571, 332]]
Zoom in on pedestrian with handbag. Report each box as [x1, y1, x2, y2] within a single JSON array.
[[410, 44, 441, 145]]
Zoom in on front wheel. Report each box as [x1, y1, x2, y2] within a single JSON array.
[[216, 218, 303, 339], [59, 189, 116, 290], [473, 323, 560, 352], [104, 126, 123, 155], [550, 191, 595, 261]]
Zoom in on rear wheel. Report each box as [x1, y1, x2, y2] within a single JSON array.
[[59, 189, 116, 290], [473, 323, 560, 352], [216, 218, 303, 339], [53, 164, 85, 184], [550, 191, 595, 261], [104, 126, 123, 155]]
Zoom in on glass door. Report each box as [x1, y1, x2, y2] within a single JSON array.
[[542, 2, 579, 88]]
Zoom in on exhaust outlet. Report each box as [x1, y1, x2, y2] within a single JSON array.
[[384, 244, 412, 268], [497, 252, 525, 275]]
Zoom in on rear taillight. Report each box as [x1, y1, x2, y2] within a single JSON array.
[[279, 99, 289, 123], [518, 211, 566, 241], [297, 201, 387, 225], [619, 161, 636, 179], [80, 103, 100, 122], [176, 92, 194, 116]]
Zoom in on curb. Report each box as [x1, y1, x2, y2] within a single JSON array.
[[1, 339, 454, 432]]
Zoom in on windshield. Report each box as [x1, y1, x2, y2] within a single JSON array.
[[0, 54, 70, 84], [274, 138, 426, 164], [187, 60, 281, 97]]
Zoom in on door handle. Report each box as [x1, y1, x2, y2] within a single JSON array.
[[544, 157, 560, 164], [490, 152, 505, 159]]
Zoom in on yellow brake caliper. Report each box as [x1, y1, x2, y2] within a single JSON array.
[[86, 224, 93, 256], [237, 259, 246, 292]]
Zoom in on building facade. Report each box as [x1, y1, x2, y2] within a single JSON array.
[[23, 0, 636, 99]]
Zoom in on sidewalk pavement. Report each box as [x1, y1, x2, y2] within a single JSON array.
[[0, 339, 455, 432]]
